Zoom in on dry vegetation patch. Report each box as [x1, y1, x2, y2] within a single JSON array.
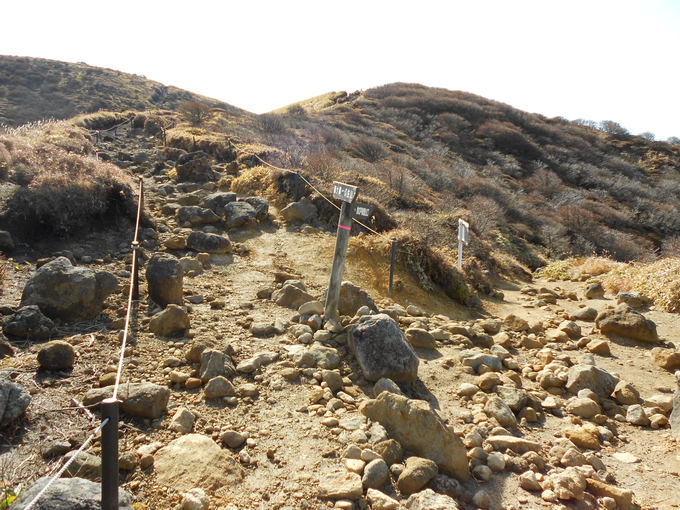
[[538, 256, 680, 312], [0, 121, 135, 237]]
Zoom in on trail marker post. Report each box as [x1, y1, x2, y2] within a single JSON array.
[[457, 219, 469, 270], [324, 182, 358, 321], [388, 238, 398, 296]]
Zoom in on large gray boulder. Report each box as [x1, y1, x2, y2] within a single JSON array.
[[176, 151, 215, 182], [176, 206, 220, 226], [12, 476, 133, 510], [0, 374, 31, 427], [565, 364, 619, 398], [20, 257, 118, 321], [361, 392, 470, 481], [3, 305, 54, 340], [146, 253, 183, 307], [199, 192, 237, 216], [224, 201, 257, 228], [596, 308, 659, 343], [187, 231, 231, 254], [348, 314, 419, 382], [82, 382, 170, 419]]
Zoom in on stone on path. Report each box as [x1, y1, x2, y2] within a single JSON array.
[[318, 471, 363, 500], [146, 253, 183, 307], [348, 314, 419, 382], [0, 374, 31, 427], [397, 457, 438, 495], [154, 434, 243, 491], [360, 392, 469, 481], [11, 476, 133, 510], [3, 305, 54, 340], [565, 364, 618, 399], [149, 304, 190, 336], [83, 382, 170, 419], [405, 488, 460, 510], [37, 340, 75, 370], [187, 231, 231, 254], [596, 308, 659, 343]]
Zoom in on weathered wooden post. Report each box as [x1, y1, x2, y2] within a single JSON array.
[[324, 182, 358, 321], [457, 219, 469, 270], [388, 238, 398, 296]]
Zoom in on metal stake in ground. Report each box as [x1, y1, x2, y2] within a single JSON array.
[[324, 182, 358, 321], [100, 397, 119, 510]]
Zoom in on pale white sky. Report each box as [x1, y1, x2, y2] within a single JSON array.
[[3, 0, 679, 139]]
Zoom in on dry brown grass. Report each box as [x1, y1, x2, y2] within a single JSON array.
[[0, 121, 135, 237], [577, 256, 620, 277], [601, 257, 680, 312]]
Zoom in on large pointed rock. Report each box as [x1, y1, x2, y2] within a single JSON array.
[[154, 434, 243, 491], [348, 314, 419, 382], [360, 392, 469, 481]]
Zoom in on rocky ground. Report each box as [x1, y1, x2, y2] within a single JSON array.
[[1, 129, 680, 510]]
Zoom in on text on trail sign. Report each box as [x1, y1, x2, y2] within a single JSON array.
[[352, 202, 374, 220], [458, 219, 470, 245], [333, 182, 358, 203]]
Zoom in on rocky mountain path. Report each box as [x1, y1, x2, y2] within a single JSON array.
[[3, 129, 680, 510]]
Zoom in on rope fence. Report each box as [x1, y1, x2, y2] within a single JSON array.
[[226, 140, 381, 236], [19, 419, 109, 510], [18, 177, 145, 510]]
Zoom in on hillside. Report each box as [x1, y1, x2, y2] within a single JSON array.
[[0, 56, 243, 125], [1, 66, 680, 510]]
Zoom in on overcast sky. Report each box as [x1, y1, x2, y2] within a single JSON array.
[[3, 0, 679, 139]]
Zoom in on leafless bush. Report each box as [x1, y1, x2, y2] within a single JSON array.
[[351, 138, 387, 162], [178, 101, 211, 126], [256, 113, 288, 134]]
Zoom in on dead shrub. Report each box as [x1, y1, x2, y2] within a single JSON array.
[[256, 113, 288, 134], [351, 138, 388, 163]]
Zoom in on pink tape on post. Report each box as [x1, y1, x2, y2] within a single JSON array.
[[338, 224, 352, 231]]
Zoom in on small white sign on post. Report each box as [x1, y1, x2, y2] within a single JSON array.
[[332, 182, 358, 203], [457, 219, 470, 269]]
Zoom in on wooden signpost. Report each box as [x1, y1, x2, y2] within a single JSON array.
[[324, 182, 358, 320], [457, 219, 469, 269]]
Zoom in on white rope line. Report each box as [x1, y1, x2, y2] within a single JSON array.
[[227, 140, 381, 235], [112, 178, 144, 401], [90, 116, 134, 135], [20, 418, 109, 510]]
